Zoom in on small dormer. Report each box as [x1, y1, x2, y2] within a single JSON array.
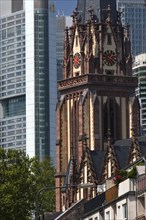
[[101, 130, 118, 181], [128, 128, 141, 164], [77, 147, 97, 201]]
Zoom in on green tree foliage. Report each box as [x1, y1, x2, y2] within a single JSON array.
[[0, 148, 55, 220], [127, 166, 137, 178], [31, 156, 56, 213]]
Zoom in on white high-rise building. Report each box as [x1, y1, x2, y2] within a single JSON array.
[[0, 0, 57, 162], [133, 54, 146, 135]]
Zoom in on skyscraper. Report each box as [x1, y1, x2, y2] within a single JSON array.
[[133, 53, 146, 135], [117, 0, 146, 56], [0, 0, 57, 161]]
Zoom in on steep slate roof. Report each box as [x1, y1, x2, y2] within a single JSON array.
[[76, 0, 117, 24], [138, 136, 146, 155], [84, 192, 105, 214], [85, 136, 146, 182], [113, 139, 131, 169], [90, 150, 105, 179], [66, 137, 146, 190], [113, 136, 146, 169], [44, 212, 62, 220]]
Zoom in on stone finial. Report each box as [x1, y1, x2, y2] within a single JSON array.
[[131, 124, 137, 143], [107, 128, 111, 147], [81, 132, 88, 150], [88, 6, 94, 21], [71, 8, 79, 24], [117, 11, 122, 24], [106, 5, 111, 22], [70, 144, 74, 158], [64, 27, 69, 46], [125, 23, 130, 38]]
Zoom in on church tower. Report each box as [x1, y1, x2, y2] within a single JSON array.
[[55, 3, 139, 212]]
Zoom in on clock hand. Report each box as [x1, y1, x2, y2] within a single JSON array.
[[107, 55, 115, 63], [74, 58, 79, 64]]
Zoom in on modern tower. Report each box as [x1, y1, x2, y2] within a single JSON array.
[[133, 54, 146, 135], [55, 2, 139, 211], [0, 0, 57, 161], [117, 0, 146, 56]]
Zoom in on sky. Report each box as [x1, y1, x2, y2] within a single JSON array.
[[55, 0, 77, 16]]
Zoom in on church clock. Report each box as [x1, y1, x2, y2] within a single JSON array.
[[103, 50, 116, 66]]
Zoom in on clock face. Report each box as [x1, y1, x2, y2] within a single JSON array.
[[73, 52, 81, 69], [103, 50, 116, 66]]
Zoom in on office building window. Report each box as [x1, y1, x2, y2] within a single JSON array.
[[12, 0, 23, 13], [3, 96, 26, 117]]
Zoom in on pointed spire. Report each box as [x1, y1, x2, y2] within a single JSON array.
[[125, 23, 130, 39], [64, 27, 69, 59], [70, 144, 74, 158], [107, 128, 111, 147], [131, 125, 137, 143], [129, 124, 141, 163], [106, 5, 111, 23], [88, 6, 94, 21], [131, 122, 138, 143], [71, 7, 79, 25], [117, 11, 122, 25], [82, 132, 88, 150]]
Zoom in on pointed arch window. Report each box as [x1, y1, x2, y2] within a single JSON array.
[[103, 98, 121, 142], [107, 33, 112, 45], [108, 158, 112, 178], [103, 99, 114, 139], [76, 35, 78, 47]]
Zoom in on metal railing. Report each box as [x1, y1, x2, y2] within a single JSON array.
[[136, 174, 146, 194]]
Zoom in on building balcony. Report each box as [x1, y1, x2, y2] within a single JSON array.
[[118, 178, 136, 196], [105, 184, 118, 203], [136, 174, 146, 195], [105, 178, 136, 203]]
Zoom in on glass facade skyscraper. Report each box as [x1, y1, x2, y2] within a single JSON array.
[[117, 0, 146, 56], [0, 0, 57, 162], [133, 54, 146, 135]]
